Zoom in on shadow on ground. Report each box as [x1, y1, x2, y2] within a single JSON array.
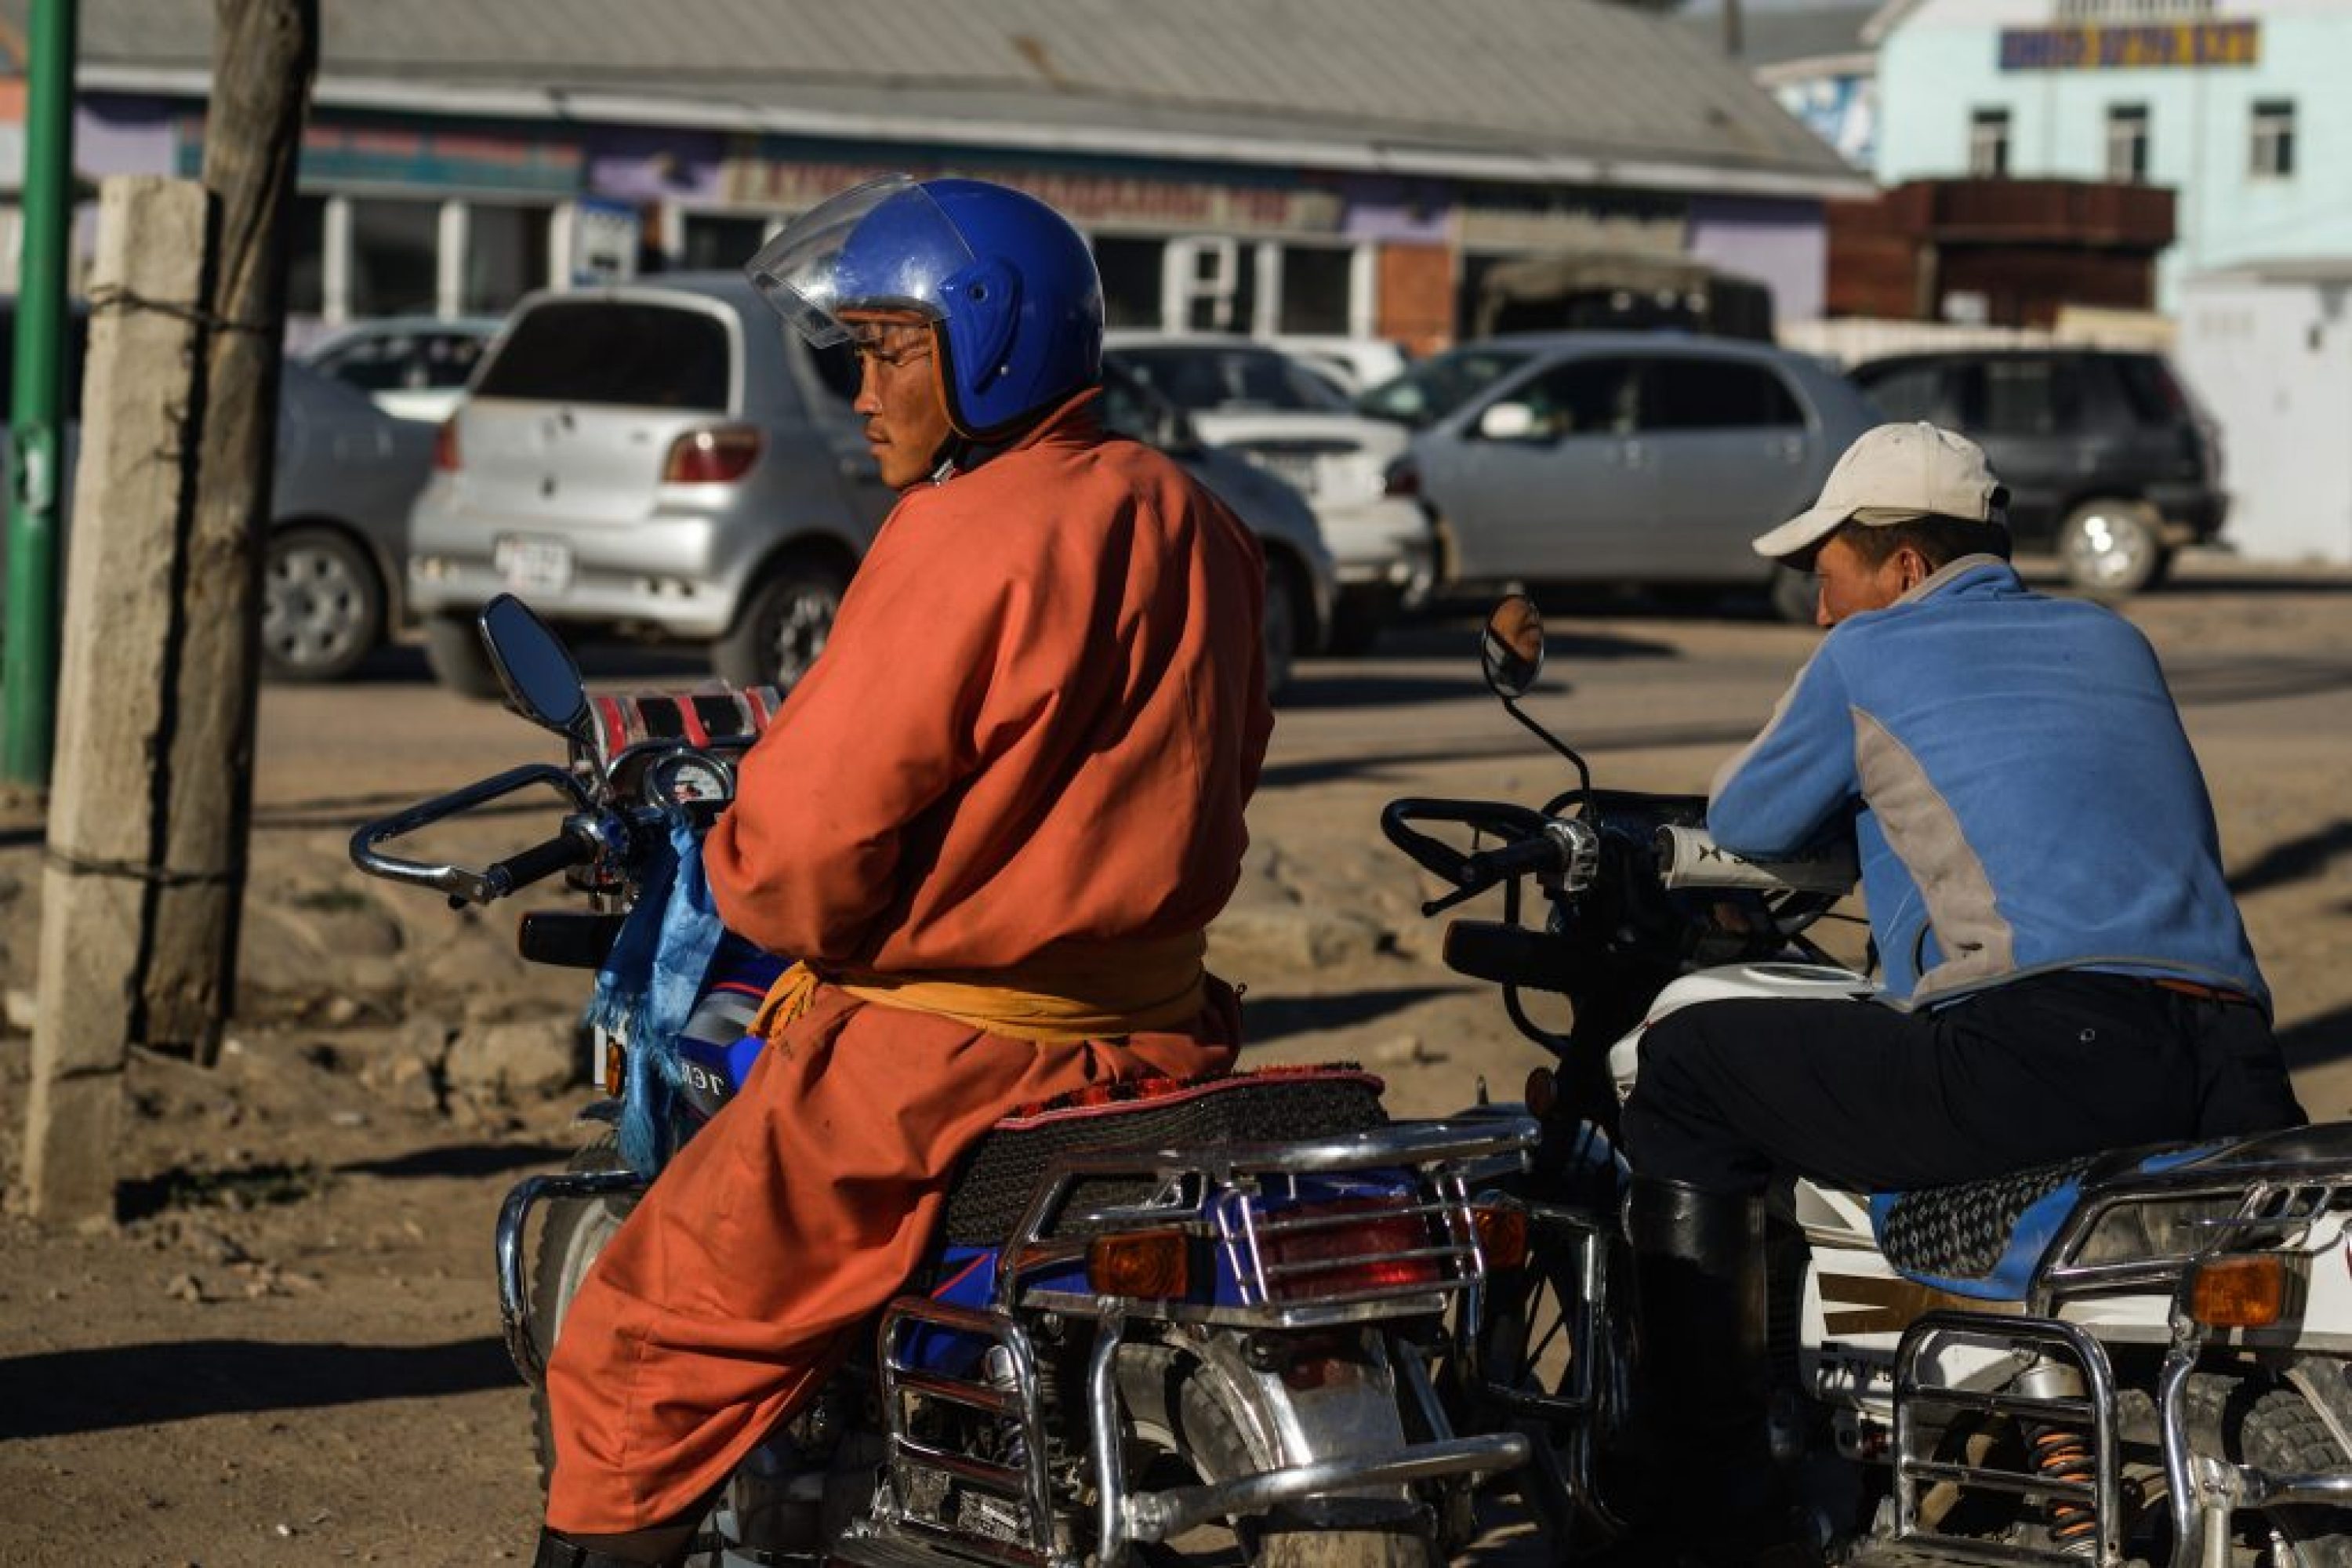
[[0, 1336, 514, 1439], [1237, 985, 1458, 1046], [336, 1142, 575, 1181]]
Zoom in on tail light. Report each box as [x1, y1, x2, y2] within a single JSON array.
[[1382, 456, 1421, 499], [433, 417, 461, 472], [1258, 1196, 1442, 1301], [663, 426, 764, 485], [1087, 1229, 1192, 1298], [2188, 1254, 2285, 1329], [1471, 1201, 1530, 1271]]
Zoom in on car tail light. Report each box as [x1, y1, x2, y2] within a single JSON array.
[[1258, 1196, 1442, 1301], [663, 426, 764, 485], [433, 417, 461, 472], [1382, 457, 1421, 499]]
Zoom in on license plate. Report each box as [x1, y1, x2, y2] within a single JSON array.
[[495, 535, 574, 595]]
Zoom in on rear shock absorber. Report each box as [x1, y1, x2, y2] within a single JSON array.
[[2013, 1358, 2099, 1556]]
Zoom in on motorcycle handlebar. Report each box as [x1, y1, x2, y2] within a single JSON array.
[[349, 762, 595, 905], [485, 830, 597, 900]]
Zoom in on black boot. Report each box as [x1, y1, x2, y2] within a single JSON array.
[[1617, 1177, 1817, 1567], [530, 1527, 687, 1568]]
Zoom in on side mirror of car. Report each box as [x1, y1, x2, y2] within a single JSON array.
[[1476, 401, 1542, 442], [1479, 593, 1546, 699], [478, 593, 590, 740]]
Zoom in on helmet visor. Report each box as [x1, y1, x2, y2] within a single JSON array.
[[744, 175, 975, 348]]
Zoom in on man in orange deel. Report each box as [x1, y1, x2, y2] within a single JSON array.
[[530, 176, 1273, 1566]]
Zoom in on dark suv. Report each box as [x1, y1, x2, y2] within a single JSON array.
[[1848, 349, 2223, 595]]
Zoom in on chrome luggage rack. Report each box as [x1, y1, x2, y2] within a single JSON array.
[[855, 1117, 1541, 1568]]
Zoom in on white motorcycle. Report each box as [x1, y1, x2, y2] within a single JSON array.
[[1384, 596, 2352, 1567]]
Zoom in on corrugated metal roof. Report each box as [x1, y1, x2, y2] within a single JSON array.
[[7, 0, 1860, 191]]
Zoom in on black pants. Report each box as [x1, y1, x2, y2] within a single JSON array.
[[1621, 971, 2305, 1196]]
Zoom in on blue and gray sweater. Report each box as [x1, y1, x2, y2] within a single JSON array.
[[1709, 557, 2268, 1012]]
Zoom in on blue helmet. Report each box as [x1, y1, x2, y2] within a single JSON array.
[[746, 175, 1104, 441]]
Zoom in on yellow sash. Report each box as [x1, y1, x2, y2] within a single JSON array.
[[751, 931, 1208, 1045]]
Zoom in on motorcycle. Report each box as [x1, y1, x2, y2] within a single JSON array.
[[349, 594, 1539, 1568], [1381, 594, 2352, 1567]]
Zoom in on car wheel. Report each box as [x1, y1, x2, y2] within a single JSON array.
[[2058, 498, 2171, 598], [713, 558, 849, 692], [1261, 554, 1304, 702], [261, 526, 384, 682], [1325, 584, 1399, 657], [421, 612, 507, 700], [1767, 566, 1818, 626]]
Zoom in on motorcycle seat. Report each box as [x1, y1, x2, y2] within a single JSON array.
[[938, 1065, 1389, 1246], [1867, 1142, 2216, 1301]]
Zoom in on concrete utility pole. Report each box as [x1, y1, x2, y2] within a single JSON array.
[[27, 177, 212, 1221], [142, 0, 318, 1063], [24, 0, 318, 1222]]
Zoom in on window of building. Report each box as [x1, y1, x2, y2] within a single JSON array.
[[465, 204, 551, 314], [2252, 100, 2296, 179], [1179, 238, 1262, 333], [1969, 108, 2012, 178], [2105, 104, 2150, 184], [682, 213, 771, 274], [1092, 235, 1165, 328], [348, 198, 441, 318], [1277, 245, 1353, 336]]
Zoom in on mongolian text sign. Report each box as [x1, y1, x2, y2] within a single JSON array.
[[1998, 20, 2259, 71]]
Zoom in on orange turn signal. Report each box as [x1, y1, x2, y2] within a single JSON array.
[[1087, 1229, 1191, 1299], [1471, 1202, 1530, 1271], [2189, 1254, 2285, 1329]]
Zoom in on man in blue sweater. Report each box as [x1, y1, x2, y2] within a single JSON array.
[[1615, 422, 2301, 1566]]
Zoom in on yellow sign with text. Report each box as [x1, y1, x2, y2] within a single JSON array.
[[1999, 20, 2259, 71]]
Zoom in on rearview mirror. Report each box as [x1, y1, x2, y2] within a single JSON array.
[[1479, 594, 1545, 699], [1476, 401, 1541, 441], [479, 594, 589, 739]]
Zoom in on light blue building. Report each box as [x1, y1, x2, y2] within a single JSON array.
[[1874, 0, 2352, 308]]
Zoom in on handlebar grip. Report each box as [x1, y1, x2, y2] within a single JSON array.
[[1461, 833, 1571, 886], [485, 831, 595, 898]]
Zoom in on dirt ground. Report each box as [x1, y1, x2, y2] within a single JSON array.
[[2, 555, 2349, 1566]]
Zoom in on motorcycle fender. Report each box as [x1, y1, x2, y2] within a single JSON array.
[[1192, 1329, 1416, 1479]]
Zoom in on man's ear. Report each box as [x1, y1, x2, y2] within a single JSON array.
[[1896, 546, 1933, 592]]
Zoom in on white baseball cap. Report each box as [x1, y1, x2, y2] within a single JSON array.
[[1751, 421, 2007, 562]]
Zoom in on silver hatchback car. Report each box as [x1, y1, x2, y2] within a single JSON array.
[[1369, 334, 1882, 620], [408, 274, 1333, 698]]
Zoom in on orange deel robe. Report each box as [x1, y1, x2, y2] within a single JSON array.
[[543, 391, 1273, 1534]]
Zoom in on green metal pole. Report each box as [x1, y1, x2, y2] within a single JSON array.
[[2, 0, 78, 789]]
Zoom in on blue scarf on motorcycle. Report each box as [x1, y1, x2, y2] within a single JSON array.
[[584, 814, 785, 1175]]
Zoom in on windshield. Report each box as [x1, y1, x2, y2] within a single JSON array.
[[1356, 346, 1534, 428]]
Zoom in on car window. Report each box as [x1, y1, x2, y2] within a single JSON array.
[[1357, 346, 1534, 428], [474, 301, 732, 411], [2109, 354, 2194, 429], [1853, 361, 1950, 425], [1976, 358, 2075, 437], [1640, 358, 1803, 431], [1111, 346, 1348, 414], [1504, 356, 1639, 438]]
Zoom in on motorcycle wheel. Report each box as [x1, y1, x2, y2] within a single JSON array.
[[1119, 1345, 1432, 1567], [2238, 1388, 2352, 1566], [528, 1133, 641, 1488]]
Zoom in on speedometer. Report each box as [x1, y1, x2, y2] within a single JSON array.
[[644, 750, 734, 809]]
